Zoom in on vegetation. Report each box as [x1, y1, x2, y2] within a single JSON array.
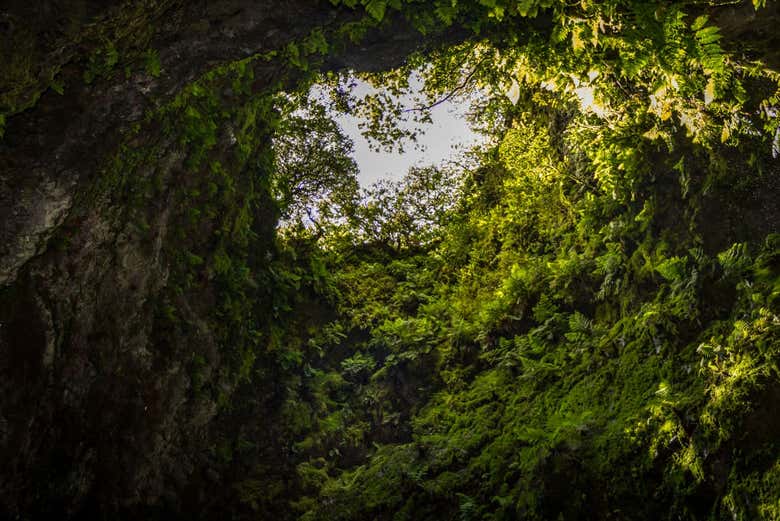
[[2, 0, 778, 519], [218, 1, 780, 519]]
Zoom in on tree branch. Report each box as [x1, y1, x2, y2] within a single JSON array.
[[403, 57, 489, 113]]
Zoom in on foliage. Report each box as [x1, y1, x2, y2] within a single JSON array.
[[272, 92, 360, 230], [13, 0, 779, 518], [255, 2, 780, 519]]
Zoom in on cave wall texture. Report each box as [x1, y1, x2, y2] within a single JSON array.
[[0, 1, 432, 517], [0, 1, 778, 519]]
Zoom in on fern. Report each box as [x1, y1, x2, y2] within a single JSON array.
[[717, 242, 751, 278]]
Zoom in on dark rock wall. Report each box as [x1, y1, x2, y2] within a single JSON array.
[[0, 1, 315, 517], [0, 0, 440, 517]]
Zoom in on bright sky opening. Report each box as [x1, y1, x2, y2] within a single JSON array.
[[312, 75, 486, 187]]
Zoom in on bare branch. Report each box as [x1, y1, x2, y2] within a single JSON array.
[[403, 57, 489, 113]]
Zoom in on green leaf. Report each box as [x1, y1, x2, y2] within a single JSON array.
[[704, 78, 716, 105], [517, 0, 536, 17], [691, 15, 709, 31], [145, 49, 162, 78], [364, 0, 387, 21], [435, 4, 459, 24], [50, 78, 65, 95], [656, 256, 687, 282], [105, 45, 119, 68], [572, 25, 585, 52]]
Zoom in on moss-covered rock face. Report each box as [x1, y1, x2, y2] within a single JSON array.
[[0, 1, 420, 517], [0, 1, 779, 520]]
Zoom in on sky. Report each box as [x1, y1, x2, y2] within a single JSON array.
[[311, 76, 487, 187]]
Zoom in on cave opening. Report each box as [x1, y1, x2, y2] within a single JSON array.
[[0, 2, 779, 520]]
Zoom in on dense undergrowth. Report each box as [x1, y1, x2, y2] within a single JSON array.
[[216, 2, 780, 520], [259, 108, 780, 520]]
